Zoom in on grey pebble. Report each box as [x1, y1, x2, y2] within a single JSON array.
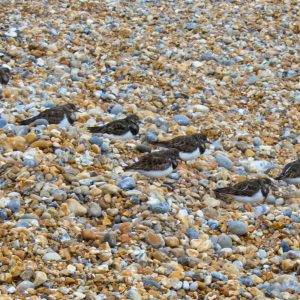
[[215, 153, 233, 170], [187, 227, 200, 239], [169, 172, 180, 180], [127, 288, 142, 300], [172, 114, 190, 126], [253, 136, 262, 146], [16, 125, 30, 136], [87, 202, 102, 218], [52, 189, 67, 201], [228, 221, 248, 235], [42, 252, 62, 261], [211, 140, 223, 150], [0, 210, 8, 219], [189, 282, 198, 291], [218, 234, 232, 249], [15, 220, 31, 228], [257, 249, 268, 259], [149, 202, 170, 214], [23, 158, 39, 168], [16, 280, 35, 291], [6, 198, 20, 213], [0, 118, 8, 128], [254, 205, 270, 217], [145, 131, 158, 143], [110, 104, 124, 115], [266, 194, 276, 204], [211, 272, 228, 281], [143, 279, 160, 290], [104, 232, 117, 247], [118, 176, 136, 191], [101, 141, 110, 152], [89, 136, 103, 147]]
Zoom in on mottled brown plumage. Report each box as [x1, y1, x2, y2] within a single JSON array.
[[19, 103, 77, 126], [214, 178, 274, 203], [124, 149, 179, 177], [276, 159, 300, 184], [152, 133, 207, 161], [158, 134, 206, 152], [88, 114, 139, 138]]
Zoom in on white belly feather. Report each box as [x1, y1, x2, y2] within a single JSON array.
[[179, 148, 200, 161], [285, 177, 300, 184], [233, 190, 264, 203], [104, 131, 134, 140], [59, 115, 71, 128], [138, 166, 173, 178]]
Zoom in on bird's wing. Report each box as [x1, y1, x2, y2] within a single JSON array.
[[215, 180, 259, 196], [89, 119, 129, 135], [278, 160, 300, 179], [125, 155, 172, 171]]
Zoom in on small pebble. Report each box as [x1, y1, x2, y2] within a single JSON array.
[[89, 136, 103, 147], [42, 252, 62, 261], [149, 202, 170, 214], [228, 221, 248, 235], [218, 234, 232, 249], [215, 153, 233, 170], [118, 176, 136, 191], [172, 114, 190, 126]]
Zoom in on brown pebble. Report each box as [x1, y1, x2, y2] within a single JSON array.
[[82, 229, 98, 241], [146, 231, 165, 248]]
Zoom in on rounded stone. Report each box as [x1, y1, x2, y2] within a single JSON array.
[[110, 104, 124, 115], [42, 252, 62, 261], [6, 198, 20, 213], [0, 118, 8, 128], [118, 176, 136, 191], [87, 202, 102, 218], [228, 221, 248, 235], [215, 153, 233, 170], [172, 114, 190, 126], [89, 136, 103, 147], [187, 228, 200, 239], [149, 202, 170, 214], [218, 234, 233, 249]]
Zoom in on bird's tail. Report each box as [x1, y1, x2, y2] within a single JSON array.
[[88, 126, 103, 133], [150, 140, 166, 147], [19, 116, 37, 125], [124, 165, 133, 171], [214, 188, 228, 194]]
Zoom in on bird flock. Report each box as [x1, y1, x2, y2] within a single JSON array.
[[1, 65, 300, 205]]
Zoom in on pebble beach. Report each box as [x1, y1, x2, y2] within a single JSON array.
[[0, 0, 299, 299]]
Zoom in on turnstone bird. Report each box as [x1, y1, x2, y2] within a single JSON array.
[[124, 149, 179, 178], [19, 103, 78, 127], [0, 66, 10, 85], [152, 133, 207, 161], [214, 178, 275, 203], [88, 114, 139, 140], [276, 159, 300, 184]]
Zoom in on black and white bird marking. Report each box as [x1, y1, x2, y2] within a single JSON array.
[[276, 159, 300, 184], [88, 114, 139, 140], [19, 103, 78, 127], [214, 178, 275, 203], [152, 133, 207, 161], [124, 149, 179, 178], [0, 66, 10, 85]]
